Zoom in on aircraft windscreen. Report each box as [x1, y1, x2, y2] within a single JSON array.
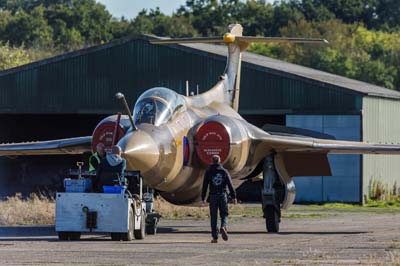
[[133, 87, 186, 127]]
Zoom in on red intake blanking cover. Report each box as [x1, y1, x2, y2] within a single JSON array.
[[92, 121, 125, 152], [195, 121, 230, 165]]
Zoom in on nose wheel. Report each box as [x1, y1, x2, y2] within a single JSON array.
[[146, 213, 161, 235]]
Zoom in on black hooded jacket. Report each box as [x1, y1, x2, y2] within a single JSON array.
[[201, 163, 236, 201]]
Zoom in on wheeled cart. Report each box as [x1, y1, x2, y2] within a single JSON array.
[[55, 168, 157, 241], [55, 192, 146, 241]]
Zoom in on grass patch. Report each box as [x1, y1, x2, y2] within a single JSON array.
[[322, 199, 400, 208], [153, 198, 209, 219], [1, 193, 399, 226], [155, 199, 260, 219], [154, 198, 253, 219], [0, 193, 55, 226], [155, 199, 332, 219], [293, 201, 400, 213], [365, 198, 400, 208], [322, 203, 362, 209], [282, 213, 331, 219]]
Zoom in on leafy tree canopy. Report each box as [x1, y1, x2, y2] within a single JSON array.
[[0, 42, 31, 70], [0, 0, 399, 90]]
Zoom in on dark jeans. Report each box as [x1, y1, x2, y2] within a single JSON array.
[[209, 193, 229, 240]]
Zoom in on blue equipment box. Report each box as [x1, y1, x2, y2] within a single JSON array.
[[103, 186, 125, 194], [64, 178, 92, 193]]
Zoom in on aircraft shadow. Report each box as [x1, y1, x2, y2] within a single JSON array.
[[0, 226, 55, 242], [276, 231, 369, 235], [0, 226, 54, 236]]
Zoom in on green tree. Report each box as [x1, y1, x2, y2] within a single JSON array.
[[0, 0, 113, 50], [55, 21, 84, 51], [3, 6, 53, 48], [177, 0, 243, 36], [0, 42, 32, 70], [0, 0, 399, 91], [311, 0, 377, 24], [70, 0, 112, 44], [128, 8, 198, 38], [272, 0, 305, 35], [110, 17, 130, 39], [249, 19, 400, 89], [0, 0, 74, 13], [0, 10, 12, 35], [296, 0, 335, 22], [237, 0, 274, 36], [374, 0, 400, 30], [167, 15, 199, 37]]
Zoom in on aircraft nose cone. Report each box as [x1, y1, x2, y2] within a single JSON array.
[[118, 130, 160, 174]]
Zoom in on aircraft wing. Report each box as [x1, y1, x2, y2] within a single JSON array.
[[0, 136, 92, 156], [262, 135, 400, 154], [256, 134, 400, 177]]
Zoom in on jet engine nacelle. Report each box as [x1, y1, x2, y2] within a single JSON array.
[[91, 114, 131, 152], [193, 115, 250, 174]]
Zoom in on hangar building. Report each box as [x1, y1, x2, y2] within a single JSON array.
[[0, 36, 399, 203]]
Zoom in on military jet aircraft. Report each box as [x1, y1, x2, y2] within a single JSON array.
[[2, 24, 400, 232]]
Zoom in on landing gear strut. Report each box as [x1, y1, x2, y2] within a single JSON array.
[[261, 154, 283, 233], [143, 187, 161, 235]]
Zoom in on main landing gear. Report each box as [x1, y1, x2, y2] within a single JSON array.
[[261, 154, 285, 233]]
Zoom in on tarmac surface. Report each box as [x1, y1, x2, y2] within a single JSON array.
[[0, 209, 399, 265]]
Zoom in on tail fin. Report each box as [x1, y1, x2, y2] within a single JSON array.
[[150, 24, 328, 111]]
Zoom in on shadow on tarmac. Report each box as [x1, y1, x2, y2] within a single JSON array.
[[158, 227, 369, 235], [0, 225, 368, 242]]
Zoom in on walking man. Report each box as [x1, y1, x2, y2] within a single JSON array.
[[202, 155, 237, 243]]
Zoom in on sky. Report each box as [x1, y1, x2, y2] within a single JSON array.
[[97, 0, 188, 19]]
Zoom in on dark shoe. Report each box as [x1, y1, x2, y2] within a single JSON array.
[[220, 227, 228, 241], [211, 239, 218, 243]]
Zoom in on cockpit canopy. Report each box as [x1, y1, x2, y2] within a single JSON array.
[[133, 87, 186, 127]]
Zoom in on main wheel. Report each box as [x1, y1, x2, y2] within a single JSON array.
[[264, 205, 280, 233], [111, 233, 121, 241], [121, 208, 134, 241], [69, 232, 81, 240], [134, 210, 146, 239], [58, 232, 69, 240]]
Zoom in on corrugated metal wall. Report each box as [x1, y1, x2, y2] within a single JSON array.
[[287, 115, 361, 203], [362, 97, 400, 200], [0, 37, 362, 115]]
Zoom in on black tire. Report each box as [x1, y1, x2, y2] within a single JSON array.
[[58, 232, 69, 240], [264, 205, 280, 233], [134, 210, 146, 240], [111, 233, 121, 241], [146, 223, 157, 235], [69, 232, 81, 240], [121, 208, 134, 241]]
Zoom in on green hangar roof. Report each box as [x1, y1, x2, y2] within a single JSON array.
[[183, 42, 400, 100], [0, 36, 399, 115]]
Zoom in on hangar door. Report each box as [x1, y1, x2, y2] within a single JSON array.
[[286, 115, 361, 203]]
